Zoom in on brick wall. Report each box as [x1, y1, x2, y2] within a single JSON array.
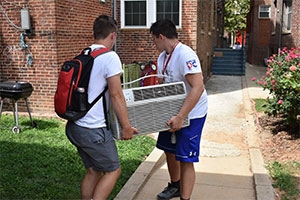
[[248, 0, 300, 65], [0, 0, 219, 114], [0, 0, 111, 113]]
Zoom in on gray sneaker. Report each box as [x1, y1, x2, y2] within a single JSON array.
[[157, 182, 180, 200]]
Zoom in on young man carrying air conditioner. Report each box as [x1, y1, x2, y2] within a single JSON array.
[[65, 15, 138, 200], [150, 19, 208, 200]]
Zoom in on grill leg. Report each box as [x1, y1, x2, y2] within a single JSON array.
[[0, 98, 3, 118], [11, 100, 22, 133], [12, 100, 19, 127], [24, 98, 35, 127]]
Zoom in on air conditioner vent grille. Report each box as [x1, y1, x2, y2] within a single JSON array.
[[132, 83, 185, 101], [126, 99, 189, 134]]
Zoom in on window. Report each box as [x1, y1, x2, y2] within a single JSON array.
[[121, 0, 181, 29], [258, 5, 271, 19], [124, 1, 146, 26], [156, 0, 179, 25], [284, 3, 292, 32]]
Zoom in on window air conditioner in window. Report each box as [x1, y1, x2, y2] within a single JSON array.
[[108, 82, 190, 140]]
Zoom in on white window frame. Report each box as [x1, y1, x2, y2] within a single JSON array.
[[121, 0, 182, 29], [258, 5, 271, 19]]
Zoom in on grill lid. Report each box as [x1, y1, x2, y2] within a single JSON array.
[[0, 81, 33, 99]]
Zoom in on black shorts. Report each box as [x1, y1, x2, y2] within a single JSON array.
[[66, 121, 120, 172]]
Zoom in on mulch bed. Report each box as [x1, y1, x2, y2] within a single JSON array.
[[256, 114, 300, 200]]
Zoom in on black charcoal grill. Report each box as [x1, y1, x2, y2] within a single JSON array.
[[0, 81, 37, 133]]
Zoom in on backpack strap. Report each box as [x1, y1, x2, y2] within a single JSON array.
[[90, 85, 108, 106], [80, 47, 110, 57], [91, 48, 110, 58], [87, 47, 111, 128], [89, 85, 109, 129], [102, 87, 109, 130]]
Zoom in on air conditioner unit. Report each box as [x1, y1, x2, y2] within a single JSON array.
[[109, 82, 190, 140]]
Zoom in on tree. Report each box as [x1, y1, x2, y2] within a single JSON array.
[[224, 0, 250, 33]]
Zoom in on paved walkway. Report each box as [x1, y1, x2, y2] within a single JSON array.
[[115, 64, 275, 200]]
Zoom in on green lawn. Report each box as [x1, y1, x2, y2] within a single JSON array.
[[0, 114, 156, 199]]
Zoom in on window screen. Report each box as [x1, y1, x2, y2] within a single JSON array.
[[259, 5, 271, 19], [156, 0, 179, 25], [125, 1, 146, 26]]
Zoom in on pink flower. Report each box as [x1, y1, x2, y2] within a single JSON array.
[[271, 80, 275, 85], [278, 100, 283, 105], [264, 81, 268, 85], [290, 65, 297, 71], [251, 77, 256, 81], [258, 80, 263, 85]]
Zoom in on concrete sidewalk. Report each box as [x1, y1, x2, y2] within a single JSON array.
[[115, 64, 275, 200]]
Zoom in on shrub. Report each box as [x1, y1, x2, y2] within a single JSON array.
[[252, 47, 300, 130]]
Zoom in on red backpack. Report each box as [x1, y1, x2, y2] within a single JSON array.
[[54, 47, 109, 121]]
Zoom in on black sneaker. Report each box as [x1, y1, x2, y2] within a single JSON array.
[[157, 182, 180, 200]]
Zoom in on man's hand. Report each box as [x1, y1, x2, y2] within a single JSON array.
[[121, 126, 138, 140], [166, 114, 184, 132]]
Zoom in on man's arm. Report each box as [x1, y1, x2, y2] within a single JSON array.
[[166, 73, 204, 132], [107, 74, 137, 140]]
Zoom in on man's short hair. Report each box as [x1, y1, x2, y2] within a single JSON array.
[[93, 15, 118, 40], [150, 19, 178, 39]]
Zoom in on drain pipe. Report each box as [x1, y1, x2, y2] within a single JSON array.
[[113, 0, 117, 52], [278, 0, 283, 55]]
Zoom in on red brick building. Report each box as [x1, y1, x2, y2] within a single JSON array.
[[0, 0, 224, 114], [247, 0, 300, 65]]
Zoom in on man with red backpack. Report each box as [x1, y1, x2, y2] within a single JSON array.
[[65, 15, 138, 200]]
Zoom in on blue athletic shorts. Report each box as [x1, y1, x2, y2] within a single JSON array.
[[66, 121, 120, 172], [156, 115, 207, 162]]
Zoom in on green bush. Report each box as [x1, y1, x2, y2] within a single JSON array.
[[252, 47, 300, 130]]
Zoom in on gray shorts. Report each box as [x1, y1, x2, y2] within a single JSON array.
[[66, 121, 120, 172]]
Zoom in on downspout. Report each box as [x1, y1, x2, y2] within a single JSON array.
[[113, 0, 117, 27], [113, 0, 117, 52], [278, 0, 284, 54]]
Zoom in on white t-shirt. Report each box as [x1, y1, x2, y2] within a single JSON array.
[[75, 44, 123, 128], [157, 42, 208, 119]]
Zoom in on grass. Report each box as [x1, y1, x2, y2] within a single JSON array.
[[253, 98, 267, 113], [254, 98, 300, 200], [267, 161, 300, 200], [0, 113, 156, 200]]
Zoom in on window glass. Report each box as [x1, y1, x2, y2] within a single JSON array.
[[286, 5, 292, 31], [259, 5, 271, 18], [157, 0, 179, 25], [125, 1, 146, 26]]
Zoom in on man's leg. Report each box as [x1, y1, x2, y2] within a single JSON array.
[[166, 152, 180, 182], [180, 162, 195, 199], [157, 152, 181, 200], [81, 168, 102, 200], [93, 167, 121, 200], [81, 167, 121, 200]]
